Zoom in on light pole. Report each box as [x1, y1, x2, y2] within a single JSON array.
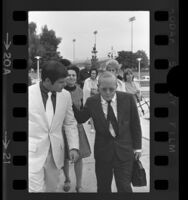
[[129, 16, 136, 53], [137, 58, 142, 95], [129, 16, 136, 68], [35, 56, 41, 82], [73, 39, 76, 62]]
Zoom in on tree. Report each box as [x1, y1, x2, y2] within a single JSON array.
[[116, 51, 134, 70], [28, 22, 41, 70], [135, 50, 149, 70], [28, 22, 62, 70], [116, 50, 149, 71], [39, 25, 62, 64]]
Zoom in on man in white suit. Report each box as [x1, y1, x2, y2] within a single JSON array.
[[29, 60, 79, 192]]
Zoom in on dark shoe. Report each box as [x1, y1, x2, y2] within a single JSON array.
[[63, 180, 71, 192]]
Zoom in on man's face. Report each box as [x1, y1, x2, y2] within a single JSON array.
[[50, 77, 67, 92], [98, 77, 117, 101]]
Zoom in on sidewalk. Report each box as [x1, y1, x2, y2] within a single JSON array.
[[57, 117, 150, 193]]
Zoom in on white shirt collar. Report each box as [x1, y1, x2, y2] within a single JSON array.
[[101, 92, 117, 104]]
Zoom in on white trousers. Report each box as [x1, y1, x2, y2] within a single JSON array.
[[29, 146, 60, 192]]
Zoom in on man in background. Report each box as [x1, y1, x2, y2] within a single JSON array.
[[78, 64, 91, 88]]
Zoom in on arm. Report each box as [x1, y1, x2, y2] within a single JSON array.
[[63, 93, 79, 151], [83, 78, 91, 104], [72, 98, 91, 124], [130, 94, 142, 150]]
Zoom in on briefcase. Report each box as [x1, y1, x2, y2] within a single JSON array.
[[131, 159, 147, 187]]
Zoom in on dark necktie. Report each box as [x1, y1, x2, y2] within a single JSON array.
[[107, 100, 119, 136]]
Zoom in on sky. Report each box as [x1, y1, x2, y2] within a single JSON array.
[[29, 11, 150, 62]]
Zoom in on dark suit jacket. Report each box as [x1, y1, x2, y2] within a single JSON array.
[[73, 91, 142, 162]]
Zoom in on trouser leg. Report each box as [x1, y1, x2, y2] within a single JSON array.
[[44, 147, 60, 192], [29, 167, 45, 192], [113, 156, 133, 193], [95, 159, 113, 193]]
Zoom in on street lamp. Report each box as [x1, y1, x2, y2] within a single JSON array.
[[137, 58, 142, 95], [73, 39, 76, 62], [129, 16, 136, 68], [129, 16, 136, 53], [35, 56, 41, 82]]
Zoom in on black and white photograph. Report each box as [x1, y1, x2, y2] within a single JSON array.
[[28, 11, 150, 193]]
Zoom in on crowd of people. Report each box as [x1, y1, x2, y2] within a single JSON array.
[[29, 58, 144, 193]]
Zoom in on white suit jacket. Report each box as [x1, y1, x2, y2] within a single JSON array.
[[29, 83, 79, 173]]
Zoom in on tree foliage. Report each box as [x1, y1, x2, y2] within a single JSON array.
[[116, 50, 149, 70], [28, 22, 62, 70]]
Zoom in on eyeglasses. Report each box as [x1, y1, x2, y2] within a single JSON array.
[[100, 87, 116, 92]]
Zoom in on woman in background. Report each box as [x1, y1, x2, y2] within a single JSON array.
[[82, 68, 98, 132], [62, 65, 91, 193], [123, 68, 141, 102], [83, 68, 98, 104]]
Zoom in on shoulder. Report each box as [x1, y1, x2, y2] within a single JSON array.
[[117, 79, 125, 86], [134, 81, 140, 88], [29, 83, 39, 94], [59, 88, 71, 99], [75, 85, 83, 95], [84, 77, 90, 83], [86, 93, 99, 104], [116, 91, 134, 100]]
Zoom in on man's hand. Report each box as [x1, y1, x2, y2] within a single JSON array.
[[134, 151, 142, 160], [69, 149, 79, 163]]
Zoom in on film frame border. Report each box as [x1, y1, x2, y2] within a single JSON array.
[[2, 0, 179, 199]]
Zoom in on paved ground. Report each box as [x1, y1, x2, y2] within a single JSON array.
[[57, 117, 150, 193]]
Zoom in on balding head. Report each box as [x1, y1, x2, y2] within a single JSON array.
[[98, 71, 117, 101], [98, 71, 117, 86]]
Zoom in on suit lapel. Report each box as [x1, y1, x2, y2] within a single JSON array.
[[95, 95, 111, 135], [116, 92, 124, 134], [50, 92, 60, 132], [35, 83, 50, 130]]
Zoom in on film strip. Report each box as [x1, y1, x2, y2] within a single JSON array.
[[2, 0, 179, 199]]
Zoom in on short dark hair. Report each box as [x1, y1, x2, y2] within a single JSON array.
[[60, 58, 71, 67], [123, 68, 134, 82], [67, 65, 80, 78], [90, 68, 98, 77], [41, 60, 68, 84]]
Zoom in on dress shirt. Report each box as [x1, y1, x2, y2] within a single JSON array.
[[40, 82, 56, 113], [101, 94, 118, 138], [100, 93, 142, 153]]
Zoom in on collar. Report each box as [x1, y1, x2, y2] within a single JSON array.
[[40, 82, 56, 96], [64, 85, 77, 92], [101, 92, 117, 104], [40, 81, 49, 94]]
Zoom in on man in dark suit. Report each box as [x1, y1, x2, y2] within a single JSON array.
[[73, 71, 142, 193]]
